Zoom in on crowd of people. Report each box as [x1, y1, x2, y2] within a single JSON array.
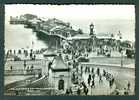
[[64, 63, 117, 95], [65, 63, 132, 95], [5, 48, 47, 61], [80, 63, 134, 95]]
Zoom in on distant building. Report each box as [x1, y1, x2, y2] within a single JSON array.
[[39, 18, 78, 37], [67, 34, 91, 49], [21, 14, 38, 20], [96, 33, 116, 47], [10, 16, 26, 24]]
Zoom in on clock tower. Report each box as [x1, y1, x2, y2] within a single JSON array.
[[90, 23, 94, 36]]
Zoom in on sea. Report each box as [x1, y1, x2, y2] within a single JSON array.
[[5, 21, 47, 50]]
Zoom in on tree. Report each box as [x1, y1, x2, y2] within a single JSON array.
[[78, 28, 83, 34]]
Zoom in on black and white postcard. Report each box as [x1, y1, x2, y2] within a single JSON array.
[[4, 4, 135, 96]]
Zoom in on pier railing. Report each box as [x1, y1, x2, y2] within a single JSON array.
[[39, 29, 67, 40], [5, 69, 42, 76]]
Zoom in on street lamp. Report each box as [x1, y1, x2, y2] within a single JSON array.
[[121, 50, 123, 67], [68, 65, 70, 90]]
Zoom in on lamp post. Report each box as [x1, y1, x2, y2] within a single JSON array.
[[121, 50, 123, 67], [68, 65, 70, 90]]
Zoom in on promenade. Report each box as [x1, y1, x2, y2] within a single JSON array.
[[4, 49, 135, 95]]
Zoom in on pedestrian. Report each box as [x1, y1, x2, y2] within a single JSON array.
[[124, 88, 129, 95], [91, 80, 95, 88], [23, 60, 26, 70], [72, 60, 75, 68], [72, 72, 75, 82], [24, 50, 26, 54], [9, 49, 12, 55], [15, 90, 19, 95], [115, 90, 120, 95], [109, 79, 113, 88], [99, 75, 103, 83], [18, 49, 21, 54], [89, 74, 91, 80], [105, 72, 109, 80], [81, 81, 86, 88], [77, 87, 81, 95], [88, 78, 91, 86], [14, 50, 16, 55], [111, 78, 115, 86], [25, 50, 28, 57], [127, 81, 131, 90], [103, 69, 106, 77], [33, 55, 36, 60], [27, 66, 30, 73], [10, 65, 13, 71], [30, 52, 33, 60], [97, 68, 100, 76], [84, 87, 88, 95], [69, 87, 73, 94], [31, 64, 34, 72], [91, 67, 94, 74], [92, 73, 95, 81], [38, 72, 42, 78], [81, 71, 83, 77], [6, 50, 9, 56], [66, 89, 69, 95]]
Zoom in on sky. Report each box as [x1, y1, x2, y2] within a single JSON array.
[[5, 4, 135, 41]]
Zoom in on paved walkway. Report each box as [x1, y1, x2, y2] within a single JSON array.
[[79, 64, 135, 95], [82, 72, 116, 95]]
